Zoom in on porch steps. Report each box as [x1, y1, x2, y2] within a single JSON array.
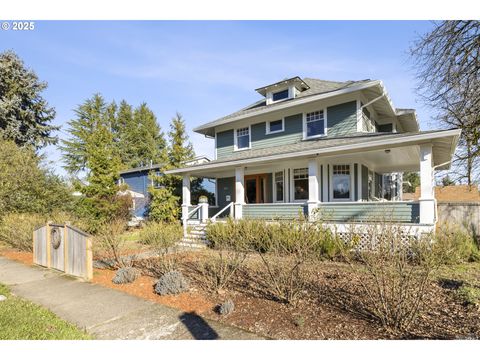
[[178, 222, 208, 249]]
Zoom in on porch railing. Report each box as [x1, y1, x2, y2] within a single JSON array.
[[211, 202, 234, 222], [242, 203, 307, 220]]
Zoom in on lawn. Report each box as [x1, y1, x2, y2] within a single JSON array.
[[0, 283, 91, 340]]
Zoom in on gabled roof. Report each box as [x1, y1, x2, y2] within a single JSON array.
[[193, 78, 387, 136], [255, 76, 310, 96]]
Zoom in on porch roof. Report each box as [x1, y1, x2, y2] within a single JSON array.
[[166, 129, 461, 176]]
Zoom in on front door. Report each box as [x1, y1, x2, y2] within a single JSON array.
[[244, 174, 268, 204]]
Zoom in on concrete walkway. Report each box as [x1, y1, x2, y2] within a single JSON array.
[[0, 257, 262, 340]]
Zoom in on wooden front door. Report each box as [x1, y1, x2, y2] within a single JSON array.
[[244, 174, 268, 204]]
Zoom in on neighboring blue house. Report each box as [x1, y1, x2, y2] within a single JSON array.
[[119, 156, 211, 219]]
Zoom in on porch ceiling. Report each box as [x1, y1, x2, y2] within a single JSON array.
[[167, 129, 461, 177]]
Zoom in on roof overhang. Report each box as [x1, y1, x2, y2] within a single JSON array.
[[166, 129, 461, 176]]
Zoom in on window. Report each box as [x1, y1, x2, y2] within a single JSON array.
[[332, 165, 351, 200], [274, 171, 284, 202], [293, 168, 309, 200], [272, 89, 289, 102], [266, 119, 284, 134], [235, 127, 250, 150], [304, 110, 325, 138]]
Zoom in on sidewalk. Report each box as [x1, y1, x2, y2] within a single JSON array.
[[0, 257, 262, 340]]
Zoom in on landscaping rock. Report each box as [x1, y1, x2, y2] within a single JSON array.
[[154, 270, 189, 295], [112, 267, 140, 284], [0, 295, 7, 302], [218, 299, 235, 316]]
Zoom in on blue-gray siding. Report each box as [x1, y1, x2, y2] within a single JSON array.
[[327, 101, 357, 137], [317, 202, 420, 223], [216, 101, 358, 159], [243, 204, 307, 219]]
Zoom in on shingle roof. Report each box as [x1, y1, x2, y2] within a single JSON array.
[[193, 78, 373, 135]]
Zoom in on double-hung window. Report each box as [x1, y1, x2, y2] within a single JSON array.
[[235, 127, 250, 150], [304, 110, 325, 138], [332, 165, 351, 200], [293, 168, 309, 201], [274, 171, 284, 202]]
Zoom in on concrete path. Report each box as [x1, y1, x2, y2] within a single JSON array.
[[0, 257, 262, 340]]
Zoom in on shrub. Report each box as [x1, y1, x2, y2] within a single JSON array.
[[93, 219, 128, 268], [433, 223, 480, 264], [456, 285, 480, 307], [154, 270, 189, 295], [140, 221, 182, 273], [112, 267, 140, 284], [218, 299, 235, 316], [0, 213, 45, 251], [147, 187, 180, 223], [338, 223, 441, 334]]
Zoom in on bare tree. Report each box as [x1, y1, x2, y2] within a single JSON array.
[[411, 21, 480, 184]]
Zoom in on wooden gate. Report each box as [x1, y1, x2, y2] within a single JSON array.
[[33, 222, 92, 280]]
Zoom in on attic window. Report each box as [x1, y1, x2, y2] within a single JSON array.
[[272, 89, 289, 102]]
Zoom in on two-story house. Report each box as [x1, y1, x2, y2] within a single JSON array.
[[165, 77, 460, 239]]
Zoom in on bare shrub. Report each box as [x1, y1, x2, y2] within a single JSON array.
[[338, 223, 441, 334], [0, 213, 44, 251], [200, 219, 251, 292], [93, 219, 129, 268], [154, 270, 189, 295], [255, 219, 328, 305], [141, 221, 182, 273]]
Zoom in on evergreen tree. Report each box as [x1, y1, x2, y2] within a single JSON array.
[[403, 172, 420, 193], [0, 50, 58, 149], [60, 94, 108, 175], [167, 112, 195, 167]]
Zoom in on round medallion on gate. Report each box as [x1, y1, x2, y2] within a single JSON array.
[[51, 227, 62, 249]]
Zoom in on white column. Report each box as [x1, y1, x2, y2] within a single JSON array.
[[308, 159, 319, 218], [234, 167, 244, 219], [181, 174, 191, 221], [322, 164, 329, 202], [419, 144, 435, 224]]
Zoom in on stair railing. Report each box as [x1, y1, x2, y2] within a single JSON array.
[[210, 202, 234, 223], [183, 204, 202, 238]]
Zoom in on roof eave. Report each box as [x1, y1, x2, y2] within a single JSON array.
[[166, 129, 462, 175]]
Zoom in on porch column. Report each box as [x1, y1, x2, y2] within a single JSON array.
[[419, 144, 435, 224], [308, 159, 319, 218], [234, 167, 244, 219], [181, 174, 191, 221]]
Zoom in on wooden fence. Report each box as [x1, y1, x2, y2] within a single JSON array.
[[437, 202, 480, 236], [33, 222, 92, 280]]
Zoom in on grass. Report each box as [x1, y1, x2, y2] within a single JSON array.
[[0, 283, 91, 340], [457, 285, 480, 306]]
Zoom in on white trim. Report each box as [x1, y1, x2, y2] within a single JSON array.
[[166, 129, 462, 175], [329, 163, 353, 202], [302, 108, 327, 140], [357, 163, 363, 202], [214, 132, 218, 160], [266, 118, 285, 135], [273, 169, 286, 203], [233, 125, 251, 152]]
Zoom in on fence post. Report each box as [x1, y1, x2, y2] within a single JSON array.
[[46, 221, 52, 268], [63, 224, 69, 273], [85, 236, 93, 280]]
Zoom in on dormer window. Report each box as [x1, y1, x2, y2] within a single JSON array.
[[272, 89, 289, 102]]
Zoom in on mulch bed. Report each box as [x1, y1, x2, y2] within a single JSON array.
[[2, 247, 479, 339]]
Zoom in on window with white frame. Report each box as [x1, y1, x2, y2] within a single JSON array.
[[293, 168, 309, 200], [304, 110, 325, 138], [274, 171, 284, 202], [267, 119, 284, 134], [272, 89, 289, 102], [235, 127, 250, 150], [332, 165, 351, 200]]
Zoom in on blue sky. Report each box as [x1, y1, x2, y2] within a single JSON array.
[[1, 21, 436, 176]]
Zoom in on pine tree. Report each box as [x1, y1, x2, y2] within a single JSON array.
[[167, 112, 195, 167], [0, 50, 58, 149]]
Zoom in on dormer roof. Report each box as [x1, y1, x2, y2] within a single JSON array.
[[255, 76, 310, 97]]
